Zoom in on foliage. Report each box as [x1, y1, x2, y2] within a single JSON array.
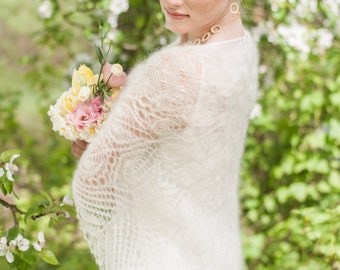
[[241, 0, 340, 269], [1, 0, 339, 269], [0, 150, 63, 268]]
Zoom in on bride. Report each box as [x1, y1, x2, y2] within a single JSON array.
[[72, 0, 258, 269]]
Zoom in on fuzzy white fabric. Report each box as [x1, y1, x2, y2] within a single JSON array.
[[72, 31, 258, 270]]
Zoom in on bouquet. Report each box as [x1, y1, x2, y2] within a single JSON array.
[[48, 42, 126, 142]]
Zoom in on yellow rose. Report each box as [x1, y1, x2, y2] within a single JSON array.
[[78, 65, 97, 85], [89, 126, 96, 134], [110, 88, 121, 101], [62, 92, 78, 113], [71, 70, 80, 96], [71, 65, 97, 95]]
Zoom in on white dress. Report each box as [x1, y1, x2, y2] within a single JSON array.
[[72, 31, 258, 270]]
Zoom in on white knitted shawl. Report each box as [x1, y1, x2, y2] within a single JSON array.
[[72, 31, 258, 270]]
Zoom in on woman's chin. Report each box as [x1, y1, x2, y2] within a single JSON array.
[[164, 22, 187, 35]]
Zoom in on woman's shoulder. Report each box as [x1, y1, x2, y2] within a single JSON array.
[[145, 42, 199, 68], [129, 30, 257, 82], [132, 43, 202, 83]]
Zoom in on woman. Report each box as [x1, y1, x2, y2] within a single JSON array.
[[72, 0, 258, 269]]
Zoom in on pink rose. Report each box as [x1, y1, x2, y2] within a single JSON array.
[[66, 101, 103, 131], [89, 96, 104, 114], [102, 63, 127, 88]]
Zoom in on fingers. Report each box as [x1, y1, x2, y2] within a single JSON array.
[[71, 140, 88, 158]]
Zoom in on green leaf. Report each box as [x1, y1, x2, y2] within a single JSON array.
[[310, 91, 324, 107], [60, 204, 76, 217], [95, 46, 104, 64], [12, 189, 20, 200], [39, 249, 59, 265], [264, 195, 276, 212], [329, 119, 340, 141], [312, 212, 331, 225], [20, 247, 37, 265], [328, 171, 340, 190], [247, 209, 258, 222], [317, 181, 331, 194], [303, 132, 326, 149], [38, 200, 50, 208], [276, 187, 290, 204], [24, 206, 42, 224], [289, 182, 308, 202], [4, 179, 13, 194], [14, 257, 33, 270], [0, 182, 8, 195], [39, 190, 53, 207], [6, 227, 20, 241], [0, 150, 21, 163], [48, 217, 55, 228], [313, 159, 329, 174], [243, 234, 265, 260], [330, 92, 340, 106]]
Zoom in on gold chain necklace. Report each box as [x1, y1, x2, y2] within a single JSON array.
[[189, 5, 241, 45]]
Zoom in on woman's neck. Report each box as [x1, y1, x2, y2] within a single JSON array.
[[181, 16, 244, 45], [181, 2, 243, 45]]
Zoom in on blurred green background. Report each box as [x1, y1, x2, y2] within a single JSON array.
[[1, 0, 339, 269]]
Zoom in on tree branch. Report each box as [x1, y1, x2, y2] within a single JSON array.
[[0, 198, 25, 227]]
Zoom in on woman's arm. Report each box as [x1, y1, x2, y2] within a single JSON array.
[[71, 140, 88, 158], [72, 46, 201, 160]]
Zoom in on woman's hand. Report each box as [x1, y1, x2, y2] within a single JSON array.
[[71, 140, 88, 158]]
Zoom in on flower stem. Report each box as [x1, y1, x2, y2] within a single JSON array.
[[95, 35, 112, 93]]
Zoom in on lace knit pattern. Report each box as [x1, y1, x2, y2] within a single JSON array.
[[72, 32, 258, 270]]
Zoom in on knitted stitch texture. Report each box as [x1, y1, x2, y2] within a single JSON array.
[[72, 31, 258, 270]]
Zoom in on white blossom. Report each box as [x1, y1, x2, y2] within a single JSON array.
[[107, 0, 129, 40], [32, 242, 42, 252], [296, 0, 318, 18], [109, 0, 129, 16], [38, 231, 45, 244], [4, 154, 20, 182], [0, 237, 7, 256], [277, 22, 311, 56], [61, 195, 75, 218], [315, 28, 334, 52], [38, 0, 53, 19], [62, 195, 74, 206], [271, 0, 286, 12], [5, 250, 14, 264], [0, 237, 14, 263], [8, 240, 17, 249], [250, 22, 267, 43], [0, 168, 4, 178], [33, 231, 45, 252], [15, 234, 30, 252], [323, 0, 340, 16]]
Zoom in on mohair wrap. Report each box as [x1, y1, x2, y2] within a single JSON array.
[[73, 31, 258, 270]]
